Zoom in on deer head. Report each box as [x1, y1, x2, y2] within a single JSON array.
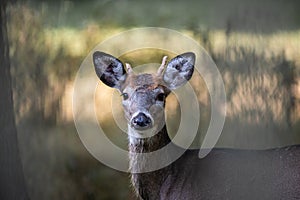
[[93, 52, 195, 138]]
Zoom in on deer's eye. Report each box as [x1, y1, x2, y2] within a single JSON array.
[[121, 93, 129, 100], [156, 93, 165, 102]]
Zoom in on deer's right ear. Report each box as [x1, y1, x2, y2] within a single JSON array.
[[162, 52, 195, 90], [93, 51, 126, 90]]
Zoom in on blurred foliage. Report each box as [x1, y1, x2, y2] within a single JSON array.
[[8, 4, 92, 124], [6, 1, 300, 200], [8, 5, 49, 122], [214, 47, 298, 147]]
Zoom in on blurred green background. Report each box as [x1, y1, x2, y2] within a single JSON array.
[[7, 0, 300, 199]]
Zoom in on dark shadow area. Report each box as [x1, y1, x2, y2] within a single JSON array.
[[27, 0, 300, 33]]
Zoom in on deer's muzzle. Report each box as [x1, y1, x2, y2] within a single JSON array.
[[131, 112, 153, 130]]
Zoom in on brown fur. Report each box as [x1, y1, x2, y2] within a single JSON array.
[[129, 125, 172, 200]]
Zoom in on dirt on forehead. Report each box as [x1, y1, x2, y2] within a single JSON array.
[[135, 74, 155, 85], [127, 73, 159, 90], [122, 72, 170, 94]]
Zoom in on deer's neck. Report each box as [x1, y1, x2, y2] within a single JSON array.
[[128, 125, 172, 199], [128, 125, 171, 153]]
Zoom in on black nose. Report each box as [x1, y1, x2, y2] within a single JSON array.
[[132, 113, 152, 128]]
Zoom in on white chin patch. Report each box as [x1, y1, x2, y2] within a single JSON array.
[[127, 110, 166, 143], [128, 125, 159, 139]]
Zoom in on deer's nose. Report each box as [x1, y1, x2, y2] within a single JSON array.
[[131, 113, 152, 129]]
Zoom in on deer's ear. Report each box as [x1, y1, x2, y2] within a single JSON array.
[[163, 52, 195, 90], [93, 51, 126, 90]]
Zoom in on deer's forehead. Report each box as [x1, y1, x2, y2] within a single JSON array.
[[123, 73, 160, 91]]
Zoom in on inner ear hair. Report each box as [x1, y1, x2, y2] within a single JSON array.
[[162, 52, 195, 90], [93, 51, 127, 89]]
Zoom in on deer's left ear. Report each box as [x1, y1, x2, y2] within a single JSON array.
[[93, 51, 127, 90], [162, 52, 195, 90]]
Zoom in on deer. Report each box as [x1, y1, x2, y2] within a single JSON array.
[[93, 51, 300, 200]]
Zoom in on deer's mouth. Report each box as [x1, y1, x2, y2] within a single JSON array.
[[130, 112, 153, 130]]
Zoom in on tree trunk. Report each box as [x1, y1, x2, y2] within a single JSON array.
[[0, 1, 29, 199]]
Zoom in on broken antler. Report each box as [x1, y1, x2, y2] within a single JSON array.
[[125, 63, 134, 74], [157, 56, 168, 76]]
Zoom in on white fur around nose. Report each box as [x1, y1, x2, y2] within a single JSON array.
[[128, 111, 161, 143], [130, 111, 153, 125]]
